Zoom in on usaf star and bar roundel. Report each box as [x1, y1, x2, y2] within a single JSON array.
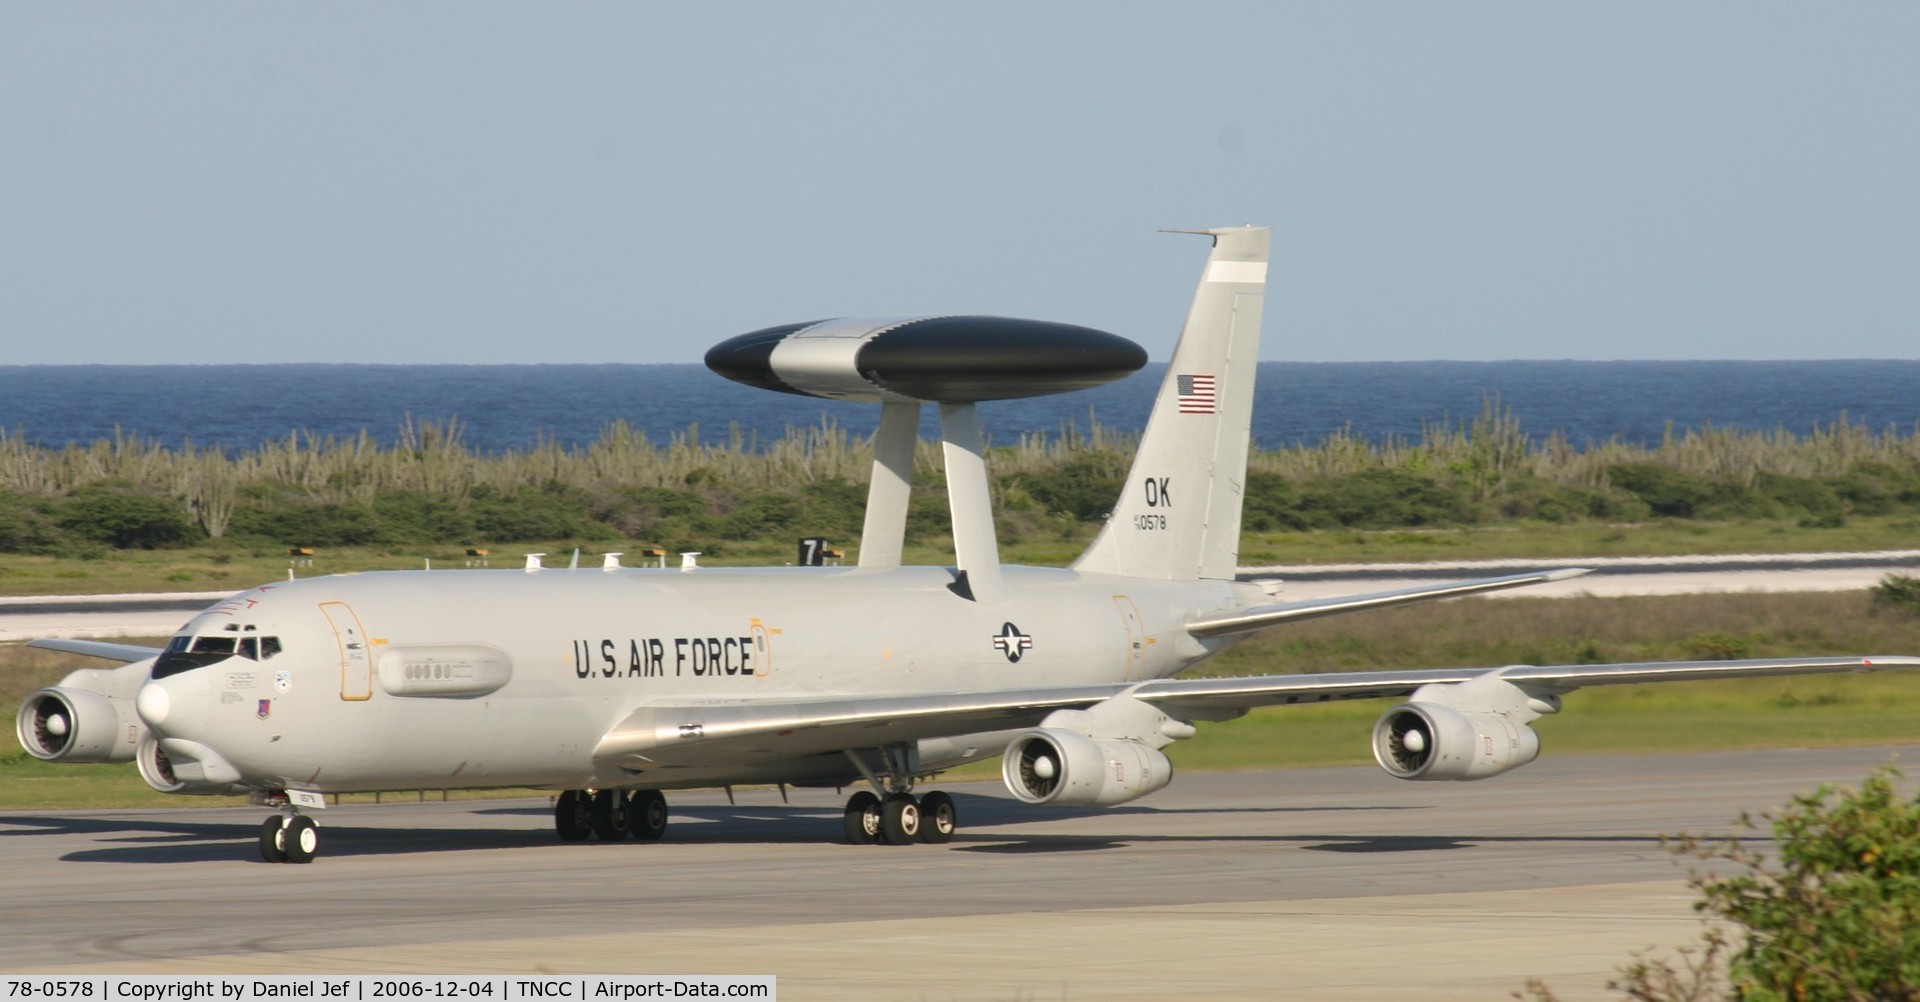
[[992, 622, 1033, 663]]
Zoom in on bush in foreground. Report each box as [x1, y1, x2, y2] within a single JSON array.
[[1524, 765, 1920, 1001]]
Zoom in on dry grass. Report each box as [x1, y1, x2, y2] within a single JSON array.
[[7, 403, 1920, 540]]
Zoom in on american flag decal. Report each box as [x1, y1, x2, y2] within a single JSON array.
[[1177, 374, 1217, 414]]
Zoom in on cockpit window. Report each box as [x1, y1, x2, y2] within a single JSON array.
[[152, 632, 283, 677]]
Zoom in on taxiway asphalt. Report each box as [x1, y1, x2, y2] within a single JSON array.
[[4, 744, 1915, 1000]]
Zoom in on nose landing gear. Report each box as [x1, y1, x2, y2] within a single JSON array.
[[259, 816, 287, 863], [257, 805, 319, 864]]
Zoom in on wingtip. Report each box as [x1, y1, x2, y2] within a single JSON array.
[[1544, 567, 1594, 581]]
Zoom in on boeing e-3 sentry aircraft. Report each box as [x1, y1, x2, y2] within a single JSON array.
[[18, 227, 1920, 863]]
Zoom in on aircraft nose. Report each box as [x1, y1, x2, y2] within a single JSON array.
[[135, 681, 169, 726], [136, 667, 209, 738]]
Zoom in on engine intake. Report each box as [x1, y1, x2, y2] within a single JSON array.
[[1372, 702, 1540, 781], [15, 687, 141, 763], [1001, 728, 1173, 807], [136, 735, 244, 796]]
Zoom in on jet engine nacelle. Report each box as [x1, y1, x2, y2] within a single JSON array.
[[1372, 702, 1541, 781], [135, 734, 245, 796], [1001, 728, 1174, 807], [15, 686, 143, 763]]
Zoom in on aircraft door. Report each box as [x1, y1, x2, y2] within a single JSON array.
[[749, 618, 774, 678], [1113, 595, 1146, 680], [320, 601, 374, 701]]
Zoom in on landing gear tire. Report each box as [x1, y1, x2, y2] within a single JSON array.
[[628, 790, 668, 840], [259, 816, 287, 863], [555, 789, 593, 841], [591, 789, 630, 840], [843, 791, 882, 845], [918, 791, 956, 844], [880, 793, 921, 845], [282, 815, 319, 864]]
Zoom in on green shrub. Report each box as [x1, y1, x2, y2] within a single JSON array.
[[0, 492, 64, 554], [55, 483, 199, 549], [1526, 766, 1920, 1001], [1242, 473, 1309, 532], [1869, 574, 1920, 617], [796, 479, 869, 540], [1753, 473, 1844, 523], [371, 491, 476, 542], [470, 485, 616, 543], [228, 498, 385, 547], [715, 492, 801, 540], [1834, 461, 1920, 516], [1694, 767, 1920, 999], [1686, 632, 1755, 660], [1607, 463, 1717, 519], [1005, 455, 1129, 521], [1295, 468, 1469, 529]]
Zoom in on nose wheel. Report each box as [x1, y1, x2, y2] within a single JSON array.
[[258, 813, 319, 864], [259, 816, 287, 862]]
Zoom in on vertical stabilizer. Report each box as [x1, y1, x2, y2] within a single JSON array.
[[1071, 227, 1269, 580]]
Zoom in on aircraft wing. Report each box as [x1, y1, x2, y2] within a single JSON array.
[[1186, 567, 1593, 638], [1128, 654, 1920, 716], [26, 638, 163, 663], [593, 685, 1131, 770], [593, 654, 1919, 771]]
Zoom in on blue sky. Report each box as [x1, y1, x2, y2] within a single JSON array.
[[4, 3, 1915, 364]]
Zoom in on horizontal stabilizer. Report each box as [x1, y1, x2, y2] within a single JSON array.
[[1186, 568, 1592, 638]]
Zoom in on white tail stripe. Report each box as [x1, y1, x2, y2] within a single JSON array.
[[1205, 260, 1267, 284]]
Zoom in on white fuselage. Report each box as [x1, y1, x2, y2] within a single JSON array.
[[138, 565, 1249, 795]]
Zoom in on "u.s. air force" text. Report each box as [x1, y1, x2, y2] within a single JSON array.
[[570, 637, 759, 679]]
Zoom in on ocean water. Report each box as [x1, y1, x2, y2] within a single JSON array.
[[1, 360, 1917, 454]]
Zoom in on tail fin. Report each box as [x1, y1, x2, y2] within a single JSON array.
[[1071, 227, 1269, 581]]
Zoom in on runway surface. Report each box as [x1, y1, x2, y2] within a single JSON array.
[[5, 744, 1915, 1000]]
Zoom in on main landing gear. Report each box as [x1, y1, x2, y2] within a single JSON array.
[[840, 744, 957, 846], [554, 789, 669, 842], [842, 788, 956, 845], [550, 744, 959, 847]]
